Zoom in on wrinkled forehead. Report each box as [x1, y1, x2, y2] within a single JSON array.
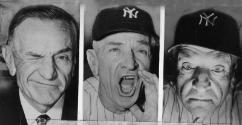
[[12, 18, 71, 53], [178, 45, 232, 64], [93, 32, 150, 50], [11, 18, 71, 44]]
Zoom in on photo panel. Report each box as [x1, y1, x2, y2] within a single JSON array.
[[4, 0, 242, 125], [0, 1, 81, 124], [163, 3, 242, 124], [83, 1, 161, 124]]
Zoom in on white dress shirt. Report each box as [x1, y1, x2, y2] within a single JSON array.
[[19, 90, 64, 125]]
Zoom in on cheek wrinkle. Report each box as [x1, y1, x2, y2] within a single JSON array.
[[178, 77, 194, 97]]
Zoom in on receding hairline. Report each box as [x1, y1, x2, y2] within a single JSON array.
[[8, 17, 72, 44]]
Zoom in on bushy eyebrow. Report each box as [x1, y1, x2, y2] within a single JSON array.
[[178, 48, 198, 58], [106, 41, 123, 46], [209, 51, 232, 65], [208, 51, 230, 59], [55, 47, 72, 55], [137, 40, 149, 46]]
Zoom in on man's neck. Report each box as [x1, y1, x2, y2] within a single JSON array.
[[19, 89, 65, 121]]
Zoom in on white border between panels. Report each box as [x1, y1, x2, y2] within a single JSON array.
[[158, 5, 165, 122], [78, 4, 85, 121]]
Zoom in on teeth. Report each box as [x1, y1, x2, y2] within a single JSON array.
[[120, 75, 136, 95], [121, 84, 133, 93], [123, 75, 135, 80]]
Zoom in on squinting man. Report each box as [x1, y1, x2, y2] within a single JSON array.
[[0, 5, 78, 125], [163, 9, 241, 124]]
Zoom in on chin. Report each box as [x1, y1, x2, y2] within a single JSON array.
[[35, 93, 61, 106], [191, 109, 212, 119], [115, 92, 140, 108], [187, 105, 216, 118], [35, 97, 55, 106]]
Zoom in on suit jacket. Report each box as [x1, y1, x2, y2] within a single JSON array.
[[0, 81, 78, 125]]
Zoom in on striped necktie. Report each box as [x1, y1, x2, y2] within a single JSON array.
[[36, 114, 50, 125]]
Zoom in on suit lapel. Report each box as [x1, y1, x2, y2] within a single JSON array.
[[0, 79, 78, 123], [61, 81, 78, 120], [12, 87, 28, 125], [0, 86, 28, 125]]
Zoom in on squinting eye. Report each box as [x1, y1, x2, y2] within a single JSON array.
[[138, 49, 148, 56], [109, 48, 120, 52], [26, 54, 43, 60], [57, 55, 70, 62], [29, 55, 42, 60], [212, 65, 225, 73], [181, 62, 194, 72]]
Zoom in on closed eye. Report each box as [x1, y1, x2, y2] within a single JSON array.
[[59, 55, 69, 60], [25, 52, 44, 60], [138, 49, 148, 56], [109, 47, 120, 52], [212, 65, 225, 73], [56, 54, 71, 62]]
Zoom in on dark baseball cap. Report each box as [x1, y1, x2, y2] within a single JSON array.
[[169, 8, 241, 57], [92, 5, 159, 41]]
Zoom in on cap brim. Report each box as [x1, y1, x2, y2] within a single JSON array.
[[96, 28, 159, 41], [168, 44, 241, 59]]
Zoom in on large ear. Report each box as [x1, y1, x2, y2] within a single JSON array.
[[86, 49, 99, 77], [2, 45, 16, 76]]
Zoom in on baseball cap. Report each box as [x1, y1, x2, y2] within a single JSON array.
[[92, 5, 159, 41], [169, 8, 241, 57]]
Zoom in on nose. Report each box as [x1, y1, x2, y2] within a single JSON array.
[[192, 67, 211, 88], [122, 49, 138, 70], [38, 58, 58, 80]]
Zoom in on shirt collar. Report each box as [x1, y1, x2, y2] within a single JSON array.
[[19, 89, 65, 120]]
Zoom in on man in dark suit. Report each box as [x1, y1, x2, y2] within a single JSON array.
[[0, 5, 79, 125]]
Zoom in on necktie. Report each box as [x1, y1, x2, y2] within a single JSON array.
[[36, 114, 50, 125]]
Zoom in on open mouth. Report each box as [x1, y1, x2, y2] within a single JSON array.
[[119, 75, 137, 97]]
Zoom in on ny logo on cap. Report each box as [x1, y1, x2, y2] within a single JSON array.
[[123, 7, 139, 19], [198, 12, 218, 27]]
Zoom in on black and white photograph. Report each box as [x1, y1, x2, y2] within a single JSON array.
[[0, 1, 80, 124], [83, 2, 160, 123], [163, 2, 242, 124], [2, 0, 242, 125]]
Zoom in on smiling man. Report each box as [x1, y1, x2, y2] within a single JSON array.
[[0, 5, 78, 125], [84, 5, 159, 121], [163, 9, 241, 124]]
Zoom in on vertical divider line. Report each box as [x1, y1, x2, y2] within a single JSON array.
[[78, 4, 85, 121], [158, 5, 165, 122]]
